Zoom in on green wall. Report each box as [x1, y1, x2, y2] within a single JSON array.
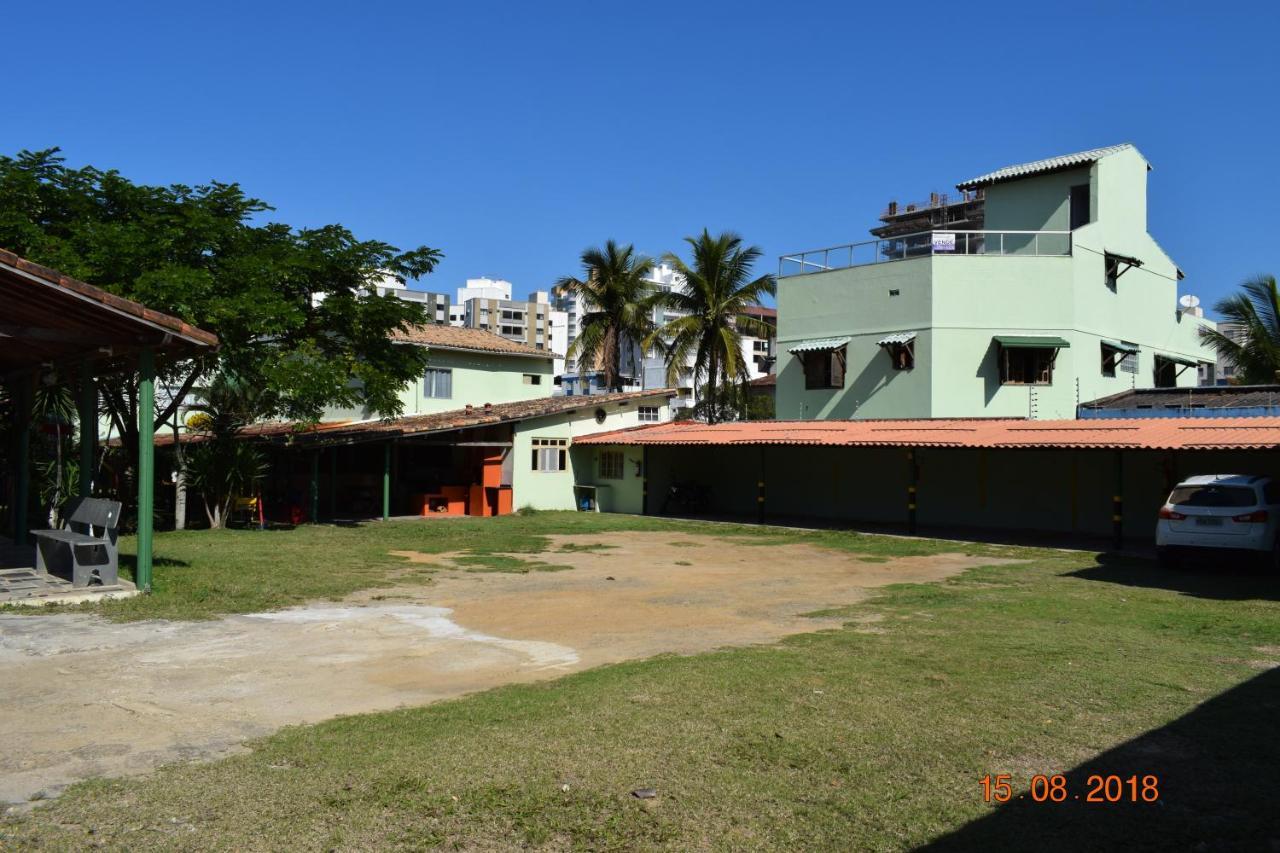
[[776, 146, 1213, 421], [325, 348, 554, 422], [512, 396, 670, 511]]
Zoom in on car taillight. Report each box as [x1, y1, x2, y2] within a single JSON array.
[[1233, 510, 1268, 523], [1158, 506, 1186, 520]]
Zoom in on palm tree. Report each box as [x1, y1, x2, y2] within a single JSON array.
[[182, 372, 269, 528], [555, 240, 663, 392], [650, 230, 776, 423], [1200, 275, 1280, 385]]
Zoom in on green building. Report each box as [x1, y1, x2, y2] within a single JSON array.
[[776, 144, 1215, 421], [323, 324, 556, 422]]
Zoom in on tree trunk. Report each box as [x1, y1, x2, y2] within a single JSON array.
[[172, 418, 186, 530], [605, 326, 621, 391], [707, 348, 720, 425]]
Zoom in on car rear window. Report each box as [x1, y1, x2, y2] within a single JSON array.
[[1167, 485, 1257, 508]]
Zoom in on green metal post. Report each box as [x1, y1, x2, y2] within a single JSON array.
[[78, 362, 96, 497], [907, 448, 918, 535], [382, 441, 391, 521], [1112, 450, 1124, 551], [10, 373, 31, 544], [328, 448, 337, 520], [757, 447, 766, 524], [136, 348, 156, 592], [641, 447, 649, 516], [310, 451, 319, 523]]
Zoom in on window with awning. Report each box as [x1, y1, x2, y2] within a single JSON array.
[[994, 335, 1070, 386], [1100, 339, 1139, 377], [877, 331, 917, 371], [1154, 353, 1199, 388], [788, 337, 849, 390]]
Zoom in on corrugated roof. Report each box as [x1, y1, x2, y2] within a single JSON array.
[[574, 417, 1280, 451], [1083, 385, 1280, 411], [956, 144, 1136, 190], [153, 389, 679, 447], [788, 337, 850, 354], [877, 332, 917, 346], [392, 324, 555, 359], [994, 335, 1071, 349]]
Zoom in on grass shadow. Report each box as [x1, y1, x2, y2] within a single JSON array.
[[922, 668, 1280, 851], [1064, 553, 1280, 602]]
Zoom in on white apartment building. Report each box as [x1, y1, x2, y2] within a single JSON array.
[[372, 276, 451, 324], [449, 277, 567, 357]]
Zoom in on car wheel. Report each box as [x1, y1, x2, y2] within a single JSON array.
[[1157, 547, 1178, 569]]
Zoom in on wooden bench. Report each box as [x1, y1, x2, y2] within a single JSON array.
[[31, 497, 122, 587]]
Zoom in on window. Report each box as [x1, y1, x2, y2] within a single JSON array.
[[801, 347, 846, 389], [531, 438, 567, 472], [638, 405, 659, 422], [1069, 183, 1091, 230], [523, 373, 542, 385], [1154, 356, 1179, 388], [999, 347, 1055, 385], [1100, 343, 1136, 377], [423, 368, 453, 398], [886, 343, 914, 371], [599, 450, 624, 480], [1168, 485, 1256, 508]]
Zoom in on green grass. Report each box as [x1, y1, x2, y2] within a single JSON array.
[[4, 516, 1278, 850]]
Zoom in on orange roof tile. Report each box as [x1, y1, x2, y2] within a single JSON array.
[[573, 417, 1280, 451], [392, 324, 555, 358]]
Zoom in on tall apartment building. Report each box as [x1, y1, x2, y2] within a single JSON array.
[[775, 143, 1216, 420], [373, 276, 451, 324], [447, 277, 565, 361]]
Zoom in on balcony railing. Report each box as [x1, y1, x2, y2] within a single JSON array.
[[778, 229, 1072, 278]]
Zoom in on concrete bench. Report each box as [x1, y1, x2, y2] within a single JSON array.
[[32, 497, 122, 587]]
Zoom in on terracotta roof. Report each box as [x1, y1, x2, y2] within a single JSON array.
[[156, 389, 678, 447], [1, 249, 218, 372], [748, 374, 776, 387], [741, 305, 777, 319], [392, 324, 554, 358], [574, 417, 1280, 451]]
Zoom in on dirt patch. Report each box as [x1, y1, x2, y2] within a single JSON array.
[[0, 531, 1015, 806]]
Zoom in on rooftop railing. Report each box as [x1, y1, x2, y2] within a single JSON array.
[[778, 229, 1072, 278]]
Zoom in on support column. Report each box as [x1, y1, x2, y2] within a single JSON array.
[[136, 348, 156, 592], [78, 361, 96, 498], [328, 447, 337, 520], [382, 441, 391, 521], [907, 448, 918, 535], [641, 447, 648, 516], [757, 447, 766, 524], [10, 373, 32, 544], [309, 451, 319, 523], [1112, 449, 1124, 551]]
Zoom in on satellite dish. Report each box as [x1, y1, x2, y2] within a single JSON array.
[[1178, 294, 1200, 308]]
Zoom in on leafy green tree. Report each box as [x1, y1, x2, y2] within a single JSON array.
[[0, 148, 442, 482], [554, 240, 663, 391], [1201, 275, 1280, 384], [182, 372, 269, 529], [650, 230, 775, 423]]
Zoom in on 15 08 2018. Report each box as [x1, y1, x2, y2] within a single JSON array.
[[980, 774, 1160, 803]]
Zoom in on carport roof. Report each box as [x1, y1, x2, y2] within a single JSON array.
[[574, 417, 1280, 451]]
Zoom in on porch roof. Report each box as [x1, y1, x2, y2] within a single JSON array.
[[0, 249, 218, 374]]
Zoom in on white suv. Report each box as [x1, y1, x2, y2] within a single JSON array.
[[1156, 475, 1280, 568]]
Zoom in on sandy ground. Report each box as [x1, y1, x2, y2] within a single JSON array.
[[0, 531, 1012, 806]]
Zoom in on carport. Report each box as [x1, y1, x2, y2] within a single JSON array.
[[576, 418, 1280, 547], [1, 250, 218, 592]]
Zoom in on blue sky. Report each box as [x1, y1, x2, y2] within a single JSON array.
[[1, 1, 1277, 314]]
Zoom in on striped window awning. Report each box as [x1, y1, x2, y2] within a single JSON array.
[[993, 335, 1071, 349], [1101, 339, 1140, 354], [788, 336, 851, 354], [876, 331, 918, 347]]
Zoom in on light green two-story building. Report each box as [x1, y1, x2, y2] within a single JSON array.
[[776, 144, 1215, 421], [323, 324, 556, 422]]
